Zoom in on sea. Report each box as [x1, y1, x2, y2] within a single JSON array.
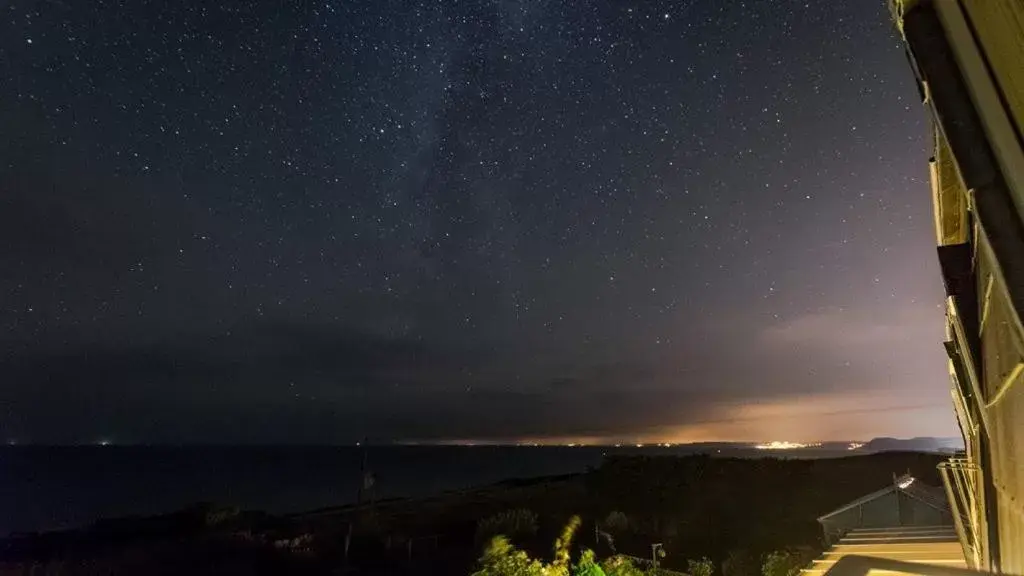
[[0, 444, 859, 536]]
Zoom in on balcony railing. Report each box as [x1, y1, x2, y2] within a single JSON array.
[[939, 458, 984, 569]]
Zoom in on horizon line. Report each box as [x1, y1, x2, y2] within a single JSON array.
[[3, 436, 963, 448]]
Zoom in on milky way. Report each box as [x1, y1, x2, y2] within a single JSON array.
[[0, 0, 954, 444]]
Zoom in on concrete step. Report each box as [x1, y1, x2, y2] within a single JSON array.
[[808, 558, 967, 568], [831, 543, 964, 553], [820, 550, 965, 562], [839, 532, 958, 541], [846, 525, 956, 533], [802, 565, 962, 569], [845, 528, 957, 537]]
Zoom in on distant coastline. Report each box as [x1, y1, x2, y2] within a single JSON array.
[[6, 435, 964, 451]]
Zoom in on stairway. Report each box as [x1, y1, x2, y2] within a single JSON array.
[[801, 526, 967, 576]]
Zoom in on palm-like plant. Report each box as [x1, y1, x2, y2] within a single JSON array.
[[473, 515, 611, 576]]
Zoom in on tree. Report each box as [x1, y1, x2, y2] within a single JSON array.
[[688, 557, 715, 576]]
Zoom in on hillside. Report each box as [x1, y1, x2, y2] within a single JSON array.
[[0, 452, 949, 575]]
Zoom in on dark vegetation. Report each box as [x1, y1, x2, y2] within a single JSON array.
[[0, 452, 947, 575]]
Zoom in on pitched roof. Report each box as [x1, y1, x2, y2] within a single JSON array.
[[817, 474, 950, 522]]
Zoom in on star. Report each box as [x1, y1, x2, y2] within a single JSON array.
[[0, 0, 953, 447]]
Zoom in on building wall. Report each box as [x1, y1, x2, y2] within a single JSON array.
[[975, 233, 1024, 575], [896, 0, 1024, 571], [960, 1, 1024, 157]]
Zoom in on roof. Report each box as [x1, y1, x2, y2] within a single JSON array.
[[817, 475, 950, 522], [801, 526, 966, 576]]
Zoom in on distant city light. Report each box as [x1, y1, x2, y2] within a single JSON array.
[[848, 442, 865, 450], [753, 440, 821, 450]]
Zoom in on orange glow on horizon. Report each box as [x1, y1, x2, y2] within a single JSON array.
[[398, 390, 956, 447]]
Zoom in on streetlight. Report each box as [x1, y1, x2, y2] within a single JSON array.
[[651, 541, 667, 565]]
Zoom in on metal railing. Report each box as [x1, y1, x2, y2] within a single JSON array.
[[939, 458, 984, 569]]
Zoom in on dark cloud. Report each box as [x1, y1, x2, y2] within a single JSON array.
[[0, 321, 740, 443], [0, 309, 945, 444]]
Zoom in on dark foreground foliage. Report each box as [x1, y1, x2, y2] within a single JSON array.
[[0, 452, 945, 575]]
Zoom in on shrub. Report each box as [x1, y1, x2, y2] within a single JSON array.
[[476, 509, 539, 545], [600, 555, 648, 576], [722, 550, 755, 576], [472, 535, 545, 576], [688, 557, 714, 576], [761, 551, 801, 576], [573, 549, 608, 576], [603, 511, 630, 532], [474, 515, 606, 576]]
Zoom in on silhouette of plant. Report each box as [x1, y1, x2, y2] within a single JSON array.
[[476, 509, 539, 545], [474, 515, 615, 576], [688, 556, 714, 576], [761, 551, 802, 576], [472, 535, 545, 576]]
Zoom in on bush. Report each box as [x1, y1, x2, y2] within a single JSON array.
[[722, 550, 755, 576], [476, 509, 539, 545], [688, 557, 714, 576], [600, 555, 648, 576], [761, 551, 801, 576], [472, 535, 545, 576], [574, 549, 608, 576], [603, 511, 630, 532], [474, 515, 609, 576]]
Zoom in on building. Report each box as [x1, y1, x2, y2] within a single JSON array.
[[890, 0, 1024, 573], [817, 474, 954, 543]]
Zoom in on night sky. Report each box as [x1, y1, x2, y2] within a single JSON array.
[[1, 0, 956, 445]]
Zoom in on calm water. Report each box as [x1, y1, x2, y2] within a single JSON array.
[[0, 444, 853, 536]]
